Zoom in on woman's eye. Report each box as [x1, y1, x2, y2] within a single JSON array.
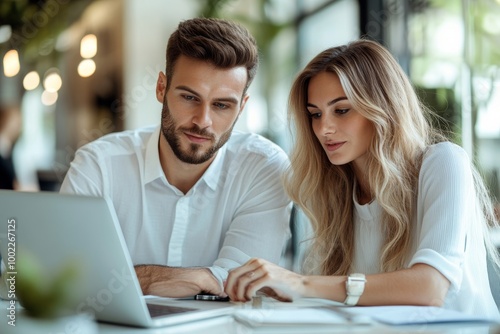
[[336, 108, 350, 115], [308, 112, 321, 119]]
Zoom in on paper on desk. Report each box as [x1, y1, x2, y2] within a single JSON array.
[[344, 305, 495, 325], [234, 304, 495, 327], [233, 307, 369, 327]]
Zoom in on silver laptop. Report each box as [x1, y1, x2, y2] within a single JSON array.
[[0, 190, 236, 328]]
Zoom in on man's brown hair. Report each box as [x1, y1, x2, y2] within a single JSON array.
[[165, 18, 259, 95]]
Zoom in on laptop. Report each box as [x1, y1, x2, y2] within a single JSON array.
[[0, 190, 237, 328]]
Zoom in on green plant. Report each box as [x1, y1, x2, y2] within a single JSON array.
[[13, 251, 80, 318]]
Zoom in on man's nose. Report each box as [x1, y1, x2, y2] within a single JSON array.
[[192, 104, 213, 128]]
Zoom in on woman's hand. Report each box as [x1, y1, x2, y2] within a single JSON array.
[[225, 258, 306, 302]]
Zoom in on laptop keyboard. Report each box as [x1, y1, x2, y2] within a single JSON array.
[[147, 303, 197, 318]]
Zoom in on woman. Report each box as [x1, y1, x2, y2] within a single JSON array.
[[224, 39, 500, 320]]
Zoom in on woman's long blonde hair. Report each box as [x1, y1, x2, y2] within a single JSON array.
[[285, 39, 499, 275]]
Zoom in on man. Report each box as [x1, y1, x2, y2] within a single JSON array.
[[60, 18, 291, 298], [0, 104, 22, 190]]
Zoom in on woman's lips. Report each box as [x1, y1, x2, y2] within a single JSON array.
[[325, 141, 345, 152]]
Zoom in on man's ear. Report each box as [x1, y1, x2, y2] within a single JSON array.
[[238, 94, 250, 116], [156, 72, 167, 103]]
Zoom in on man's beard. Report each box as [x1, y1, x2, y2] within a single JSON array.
[[161, 100, 235, 164]]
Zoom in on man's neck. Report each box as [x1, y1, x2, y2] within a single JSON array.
[[158, 134, 214, 194]]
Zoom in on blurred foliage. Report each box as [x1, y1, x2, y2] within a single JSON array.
[[422, 0, 500, 68], [198, 0, 296, 141], [12, 251, 81, 318], [199, 0, 238, 18], [415, 86, 461, 144], [0, 0, 93, 66], [198, 0, 293, 54], [410, 0, 500, 151]]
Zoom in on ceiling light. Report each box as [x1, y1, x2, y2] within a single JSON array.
[[3, 50, 20, 77], [80, 34, 97, 58], [78, 59, 96, 77], [23, 71, 40, 90], [41, 90, 58, 106], [43, 70, 62, 92], [0, 25, 12, 43]]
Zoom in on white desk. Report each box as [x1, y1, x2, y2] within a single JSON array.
[[0, 299, 498, 334]]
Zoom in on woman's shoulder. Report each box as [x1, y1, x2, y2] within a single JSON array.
[[420, 141, 473, 184], [423, 141, 470, 166]]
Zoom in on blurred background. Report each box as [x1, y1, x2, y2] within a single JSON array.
[[0, 0, 499, 214]]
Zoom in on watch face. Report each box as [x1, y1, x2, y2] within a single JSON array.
[[347, 275, 366, 295], [349, 281, 364, 294]]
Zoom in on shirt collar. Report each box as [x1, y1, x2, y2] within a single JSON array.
[[202, 143, 226, 191], [144, 125, 227, 191], [144, 125, 163, 184], [352, 181, 379, 220]]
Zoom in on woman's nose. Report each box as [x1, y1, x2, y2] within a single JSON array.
[[319, 114, 336, 135]]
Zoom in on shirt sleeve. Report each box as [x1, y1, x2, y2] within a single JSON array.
[[408, 143, 475, 297], [59, 144, 106, 197], [209, 150, 292, 284]]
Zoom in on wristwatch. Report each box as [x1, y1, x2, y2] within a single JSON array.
[[343, 273, 366, 306]]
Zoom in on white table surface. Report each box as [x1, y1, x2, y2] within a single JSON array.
[[0, 298, 498, 334]]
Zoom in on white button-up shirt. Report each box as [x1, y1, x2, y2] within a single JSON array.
[[60, 125, 291, 285]]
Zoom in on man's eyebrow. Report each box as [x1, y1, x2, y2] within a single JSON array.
[[175, 85, 239, 105], [307, 96, 348, 108], [215, 97, 239, 105], [175, 85, 200, 97]]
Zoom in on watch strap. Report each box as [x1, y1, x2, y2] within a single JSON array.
[[344, 273, 366, 306]]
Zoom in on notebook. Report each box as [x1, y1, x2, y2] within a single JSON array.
[[0, 190, 236, 328]]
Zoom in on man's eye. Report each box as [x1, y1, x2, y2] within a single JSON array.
[[183, 95, 196, 101], [214, 102, 229, 110]]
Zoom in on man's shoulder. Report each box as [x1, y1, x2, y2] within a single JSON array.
[[79, 125, 157, 154], [227, 131, 287, 159]]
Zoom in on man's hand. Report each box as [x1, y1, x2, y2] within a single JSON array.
[[134, 265, 223, 298]]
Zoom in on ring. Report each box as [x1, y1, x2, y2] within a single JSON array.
[[247, 271, 255, 278]]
